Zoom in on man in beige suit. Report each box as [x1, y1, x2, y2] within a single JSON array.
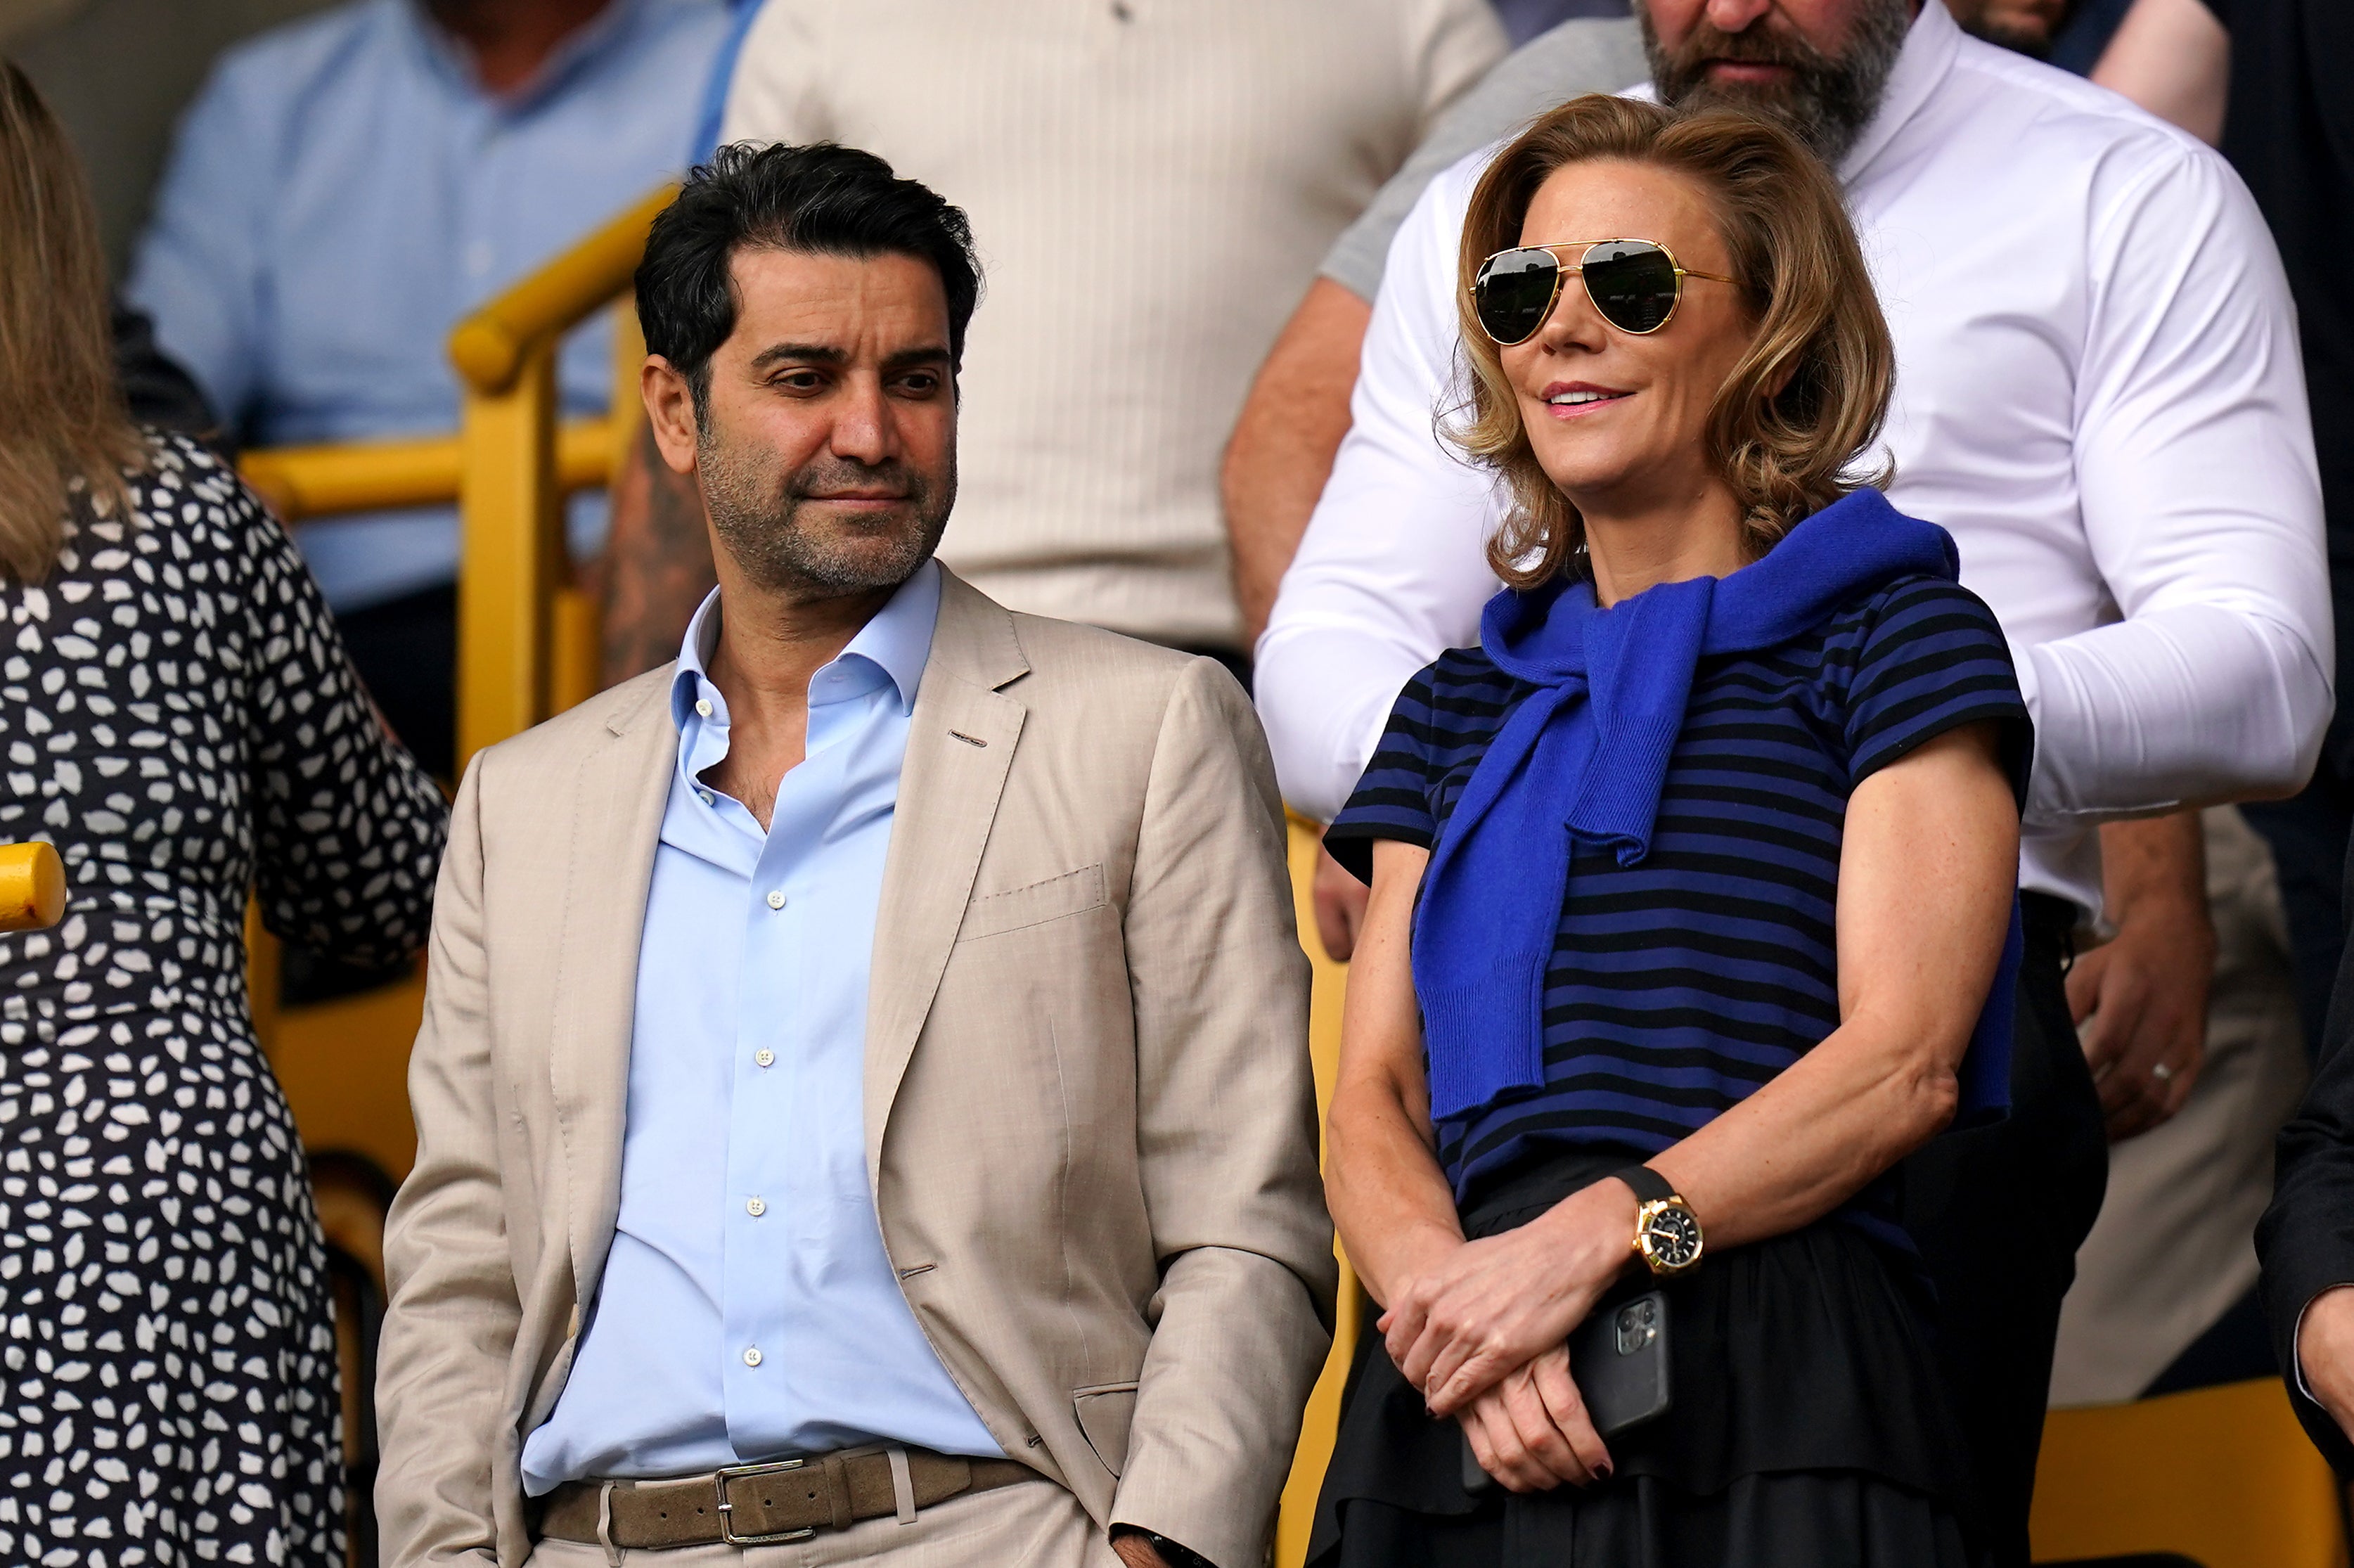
[[375, 142, 1334, 1568]]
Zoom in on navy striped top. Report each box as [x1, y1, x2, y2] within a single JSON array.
[[1328, 573, 2032, 1209]]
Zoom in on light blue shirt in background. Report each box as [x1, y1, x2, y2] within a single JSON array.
[[124, 0, 728, 611], [520, 561, 1003, 1493]]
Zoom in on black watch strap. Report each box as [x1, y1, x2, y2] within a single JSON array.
[[1614, 1163, 1676, 1205], [1114, 1527, 1217, 1568]]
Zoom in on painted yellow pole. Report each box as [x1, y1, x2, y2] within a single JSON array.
[[1275, 814, 1358, 1568], [456, 349, 564, 769], [0, 842, 65, 932], [240, 420, 613, 525], [447, 186, 672, 769]]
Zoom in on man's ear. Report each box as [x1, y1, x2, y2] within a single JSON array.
[[641, 355, 703, 477]]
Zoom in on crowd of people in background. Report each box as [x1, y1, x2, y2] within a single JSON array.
[[0, 0, 2348, 1564]]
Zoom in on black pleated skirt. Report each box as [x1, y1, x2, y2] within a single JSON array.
[[1307, 1154, 1993, 1568]]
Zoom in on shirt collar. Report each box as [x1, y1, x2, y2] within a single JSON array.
[[1617, 2, 1961, 192], [400, 0, 652, 111], [670, 558, 944, 731], [1837, 0, 1962, 186]]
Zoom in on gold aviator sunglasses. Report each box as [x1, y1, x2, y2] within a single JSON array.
[[1472, 238, 1737, 345]]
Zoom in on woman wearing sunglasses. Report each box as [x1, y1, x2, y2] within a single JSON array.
[[1307, 94, 2027, 1567]]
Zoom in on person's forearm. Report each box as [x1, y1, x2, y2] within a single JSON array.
[[1327, 1074, 1465, 1309], [1223, 279, 1372, 645], [2092, 0, 2229, 145], [1325, 841, 1466, 1306], [600, 420, 716, 685], [2018, 603, 2329, 824], [1654, 729, 2017, 1247], [2099, 809, 2207, 913], [1650, 1011, 1963, 1252]]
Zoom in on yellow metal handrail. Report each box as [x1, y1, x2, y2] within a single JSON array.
[[451, 184, 669, 768], [240, 420, 617, 524], [0, 842, 65, 932]]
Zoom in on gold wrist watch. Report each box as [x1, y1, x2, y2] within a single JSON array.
[[1615, 1164, 1704, 1276]]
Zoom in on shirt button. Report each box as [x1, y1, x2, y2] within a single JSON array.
[[695, 698, 713, 718], [746, 1196, 766, 1216], [754, 1049, 775, 1067], [742, 1347, 762, 1368], [766, 889, 786, 910], [697, 789, 715, 806]]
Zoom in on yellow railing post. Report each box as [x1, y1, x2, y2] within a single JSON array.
[[456, 349, 565, 766], [1277, 814, 1357, 1568], [446, 184, 676, 773]]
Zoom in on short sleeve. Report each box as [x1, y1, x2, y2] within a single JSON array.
[[1324, 666, 1447, 882], [1846, 577, 2035, 807]]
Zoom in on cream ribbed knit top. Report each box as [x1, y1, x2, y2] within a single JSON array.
[[722, 0, 1503, 651]]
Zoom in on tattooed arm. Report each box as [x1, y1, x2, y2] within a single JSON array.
[[600, 419, 716, 684]]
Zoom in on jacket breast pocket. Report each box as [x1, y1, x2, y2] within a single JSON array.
[[1072, 1380, 1140, 1477], [958, 864, 1106, 943]]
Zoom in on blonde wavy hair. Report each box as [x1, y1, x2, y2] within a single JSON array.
[[1453, 94, 1895, 589], [0, 61, 141, 584]]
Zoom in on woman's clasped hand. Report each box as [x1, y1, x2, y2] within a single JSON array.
[[1377, 1177, 1642, 1490]]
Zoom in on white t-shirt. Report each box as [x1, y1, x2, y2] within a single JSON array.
[[1256, 0, 2330, 915], [721, 0, 1507, 652]]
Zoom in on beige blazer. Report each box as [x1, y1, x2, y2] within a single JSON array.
[[375, 571, 1335, 1568]]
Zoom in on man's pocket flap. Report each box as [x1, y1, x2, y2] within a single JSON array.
[[959, 864, 1106, 942], [1072, 1380, 1140, 1477]]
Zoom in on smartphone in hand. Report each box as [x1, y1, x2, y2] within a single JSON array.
[[1459, 1290, 1671, 1496]]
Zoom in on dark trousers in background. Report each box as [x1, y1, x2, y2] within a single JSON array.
[[1901, 892, 2110, 1568], [335, 581, 457, 784], [2242, 765, 2354, 1062]]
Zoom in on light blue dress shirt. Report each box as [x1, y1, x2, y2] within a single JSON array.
[[520, 562, 1003, 1493], [124, 0, 728, 611]]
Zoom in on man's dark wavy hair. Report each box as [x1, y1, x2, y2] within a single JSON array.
[[635, 141, 982, 419]]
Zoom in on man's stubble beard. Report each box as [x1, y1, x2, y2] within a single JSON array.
[[697, 428, 955, 600], [1641, 0, 1913, 169]]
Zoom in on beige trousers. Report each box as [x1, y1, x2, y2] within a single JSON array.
[[525, 1479, 1124, 1568], [2048, 807, 2310, 1406]]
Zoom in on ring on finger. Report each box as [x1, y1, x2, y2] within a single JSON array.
[[2152, 1060, 2175, 1083]]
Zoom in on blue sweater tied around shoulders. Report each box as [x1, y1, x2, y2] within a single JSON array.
[[1411, 487, 2019, 1129]]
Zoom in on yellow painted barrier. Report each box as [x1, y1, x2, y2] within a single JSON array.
[[451, 186, 674, 771], [2031, 1377, 2346, 1568], [1278, 814, 1354, 1568], [448, 186, 676, 401], [240, 420, 616, 525], [0, 842, 65, 932]]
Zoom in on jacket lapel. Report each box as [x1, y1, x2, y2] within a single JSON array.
[[550, 672, 678, 1304], [863, 571, 1029, 1183]]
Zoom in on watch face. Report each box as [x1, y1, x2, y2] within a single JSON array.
[[1643, 1204, 1703, 1269]]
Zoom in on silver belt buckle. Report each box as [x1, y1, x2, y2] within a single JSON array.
[[714, 1458, 817, 1545]]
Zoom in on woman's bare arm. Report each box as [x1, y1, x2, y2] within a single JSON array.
[[1643, 721, 2019, 1247], [1323, 837, 1463, 1309], [1325, 836, 1616, 1491]]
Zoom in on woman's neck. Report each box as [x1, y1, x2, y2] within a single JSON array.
[[1576, 476, 1751, 608]]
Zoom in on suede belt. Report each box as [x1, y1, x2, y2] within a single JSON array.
[[538, 1446, 1037, 1550]]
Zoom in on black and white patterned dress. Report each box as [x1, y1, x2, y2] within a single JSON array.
[[0, 433, 447, 1567]]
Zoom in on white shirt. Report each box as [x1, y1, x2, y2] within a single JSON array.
[[721, 0, 1505, 652], [1256, 0, 2331, 915]]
